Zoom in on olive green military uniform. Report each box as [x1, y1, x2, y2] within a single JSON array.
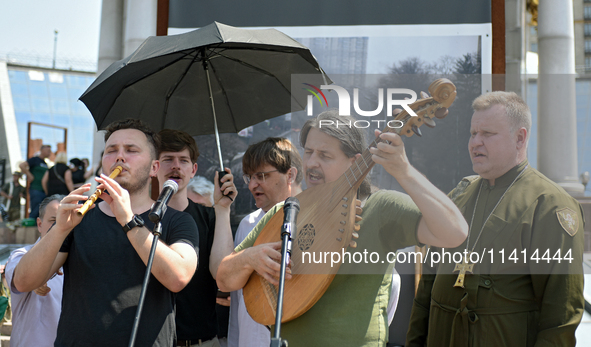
[[406, 160, 585, 347]]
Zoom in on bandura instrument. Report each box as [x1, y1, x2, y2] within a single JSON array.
[[243, 79, 457, 325], [76, 166, 123, 216]]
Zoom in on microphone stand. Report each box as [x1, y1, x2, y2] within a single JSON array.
[[270, 222, 290, 347], [128, 221, 162, 347], [271, 198, 299, 347]]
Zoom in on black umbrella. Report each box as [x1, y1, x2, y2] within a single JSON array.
[[80, 21, 331, 171]]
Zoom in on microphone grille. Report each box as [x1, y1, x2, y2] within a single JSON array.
[[163, 179, 179, 193], [284, 196, 300, 211]]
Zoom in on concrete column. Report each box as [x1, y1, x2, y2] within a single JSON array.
[[94, 0, 125, 171], [537, 0, 584, 196], [97, 0, 124, 75], [505, 0, 526, 96], [0, 61, 22, 173], [123, 0, 157, 57]]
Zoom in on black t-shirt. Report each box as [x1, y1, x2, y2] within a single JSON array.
[[56, 204, 199, 347], [176, 200, 218, 340], [48, 163, 70, 195], [71, 168, 85, 184]]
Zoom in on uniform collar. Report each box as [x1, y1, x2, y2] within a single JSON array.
[[482, 159, 528, 189]]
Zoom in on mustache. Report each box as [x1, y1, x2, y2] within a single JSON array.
[[166, 170, 183, 178], [306, 168, 323, 178]]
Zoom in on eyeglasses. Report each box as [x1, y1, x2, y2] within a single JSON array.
[[243, 169, 278, 184]]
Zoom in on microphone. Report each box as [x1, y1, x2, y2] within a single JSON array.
[[281, 197, 300, 264], [149, 180, 179, 223]]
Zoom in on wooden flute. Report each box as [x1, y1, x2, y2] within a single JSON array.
[[76, 166, 123, 216]]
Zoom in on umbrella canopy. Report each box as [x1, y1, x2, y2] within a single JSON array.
[[80, 21, 331, 136]]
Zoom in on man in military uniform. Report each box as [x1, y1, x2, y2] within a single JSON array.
[[406, 91, 585, 347]]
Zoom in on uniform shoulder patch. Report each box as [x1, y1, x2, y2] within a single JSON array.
[[556, 207, 578, 237], [449, 175, 480, 201]]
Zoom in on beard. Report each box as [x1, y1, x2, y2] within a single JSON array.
[[119, 162, 152, 195]]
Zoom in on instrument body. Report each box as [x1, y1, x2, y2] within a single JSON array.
[[243, 177, 358, 324], [77, 166, 122, 216], [244, 79, 456, 325]]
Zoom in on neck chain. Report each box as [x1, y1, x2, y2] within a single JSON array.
[[453, 165, 528, 288]]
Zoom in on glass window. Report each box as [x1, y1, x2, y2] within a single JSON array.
[[7, 70, 27, 82], [12, 97, 31, 112], [49, 84, 68, 99], [585, 6, 591, 19], [66, 75, 88, 88], [9, 83, 28, 96], [83, 76, 95, 88], [31, 113, 52, 124], [531, 43, 538, 52], [67, 87, 87, 100], [50, 99, 70, 114], [586, 40, 591, 53], [28, 83, 48, 98], [70, 100, 90, 116], [72, 115, 92, 128], [30, 98, 51, 113], [52, 114, 70, 128], [15, 112, 32, 124], [586, 24, 591, 36]]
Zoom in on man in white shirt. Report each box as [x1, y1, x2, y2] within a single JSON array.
[[5, 194, 64, 347], [227, 137, 302, 347]]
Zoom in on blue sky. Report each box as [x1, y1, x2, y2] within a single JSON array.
[[0, 0, 102, 62]]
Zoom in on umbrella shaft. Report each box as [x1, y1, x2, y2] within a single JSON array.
[[204, 62, 225, 172]]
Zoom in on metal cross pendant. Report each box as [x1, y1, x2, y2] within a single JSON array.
[[453, 254, 474, 288]]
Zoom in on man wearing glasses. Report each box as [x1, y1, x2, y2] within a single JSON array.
[[227, 137, 302, 347]]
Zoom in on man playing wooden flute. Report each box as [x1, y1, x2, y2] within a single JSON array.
[[12, 119, 199, 346]]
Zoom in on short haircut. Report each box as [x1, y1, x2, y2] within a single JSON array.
[[54, 152, 68, 164], [38, 194, 66, 220], [472, 91, 532, 134], [158, 129, 200, 163], [41, 145, 51, 150], [104, 119, 160, 159], [243, 137, 302, 181], [278, 138, 303, 185], [187, 176, 215, 205], [300, 110, 370, 196]]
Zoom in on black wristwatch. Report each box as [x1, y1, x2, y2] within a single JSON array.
[[122, 214, 145, 233]]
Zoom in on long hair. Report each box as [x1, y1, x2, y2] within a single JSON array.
[[300, 110, 371, 197]]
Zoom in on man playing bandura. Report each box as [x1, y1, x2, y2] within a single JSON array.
[[217, 110, 468, 346]]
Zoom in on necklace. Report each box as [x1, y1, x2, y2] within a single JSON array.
[[453, 165, 528, 288]]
